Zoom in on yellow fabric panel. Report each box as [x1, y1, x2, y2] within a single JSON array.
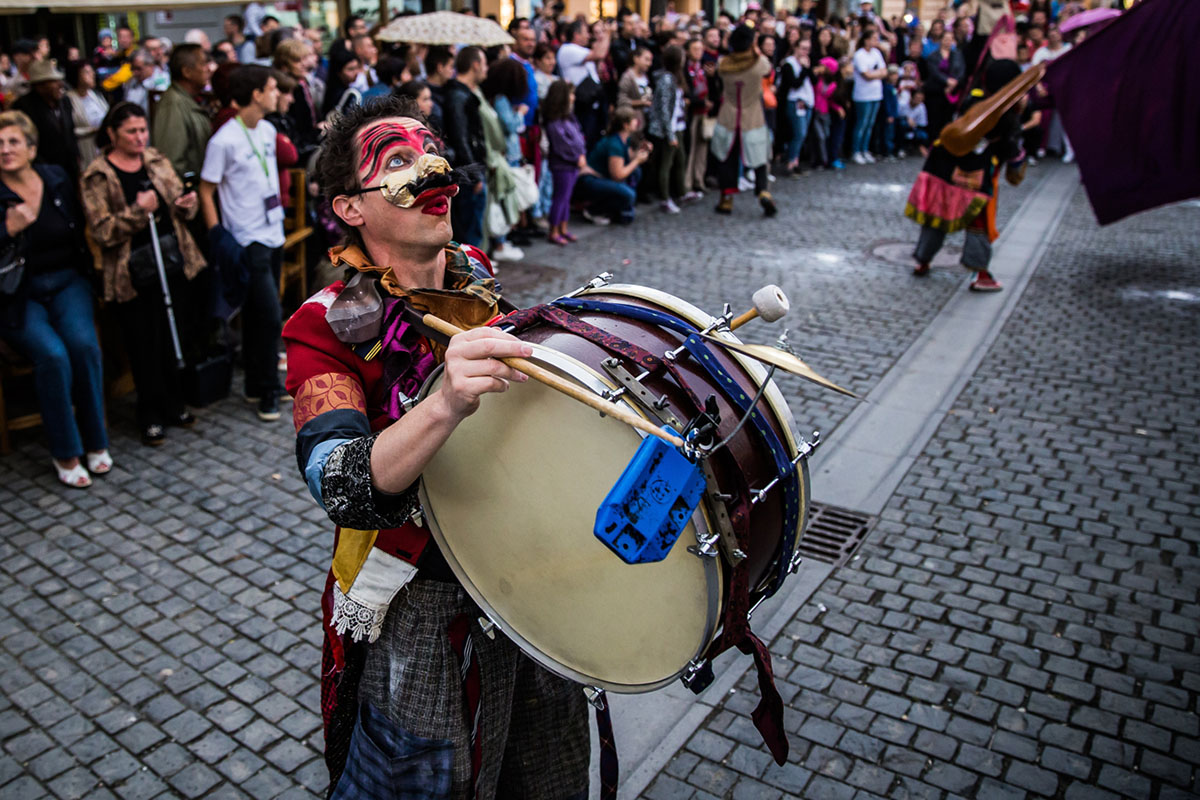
[[332, 528, 379, 594]]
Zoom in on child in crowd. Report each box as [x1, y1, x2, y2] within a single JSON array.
[[647, 45, 689, 214], [811, 56, 840, 168], [881, 65, 900, 159], [827, 57, 854, 169], [905, 88, 929, 153], [543, 80, 590, 245]]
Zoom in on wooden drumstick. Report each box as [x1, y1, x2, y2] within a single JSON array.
[[730, 284, 791, 330], [422, 313, 687, 449]]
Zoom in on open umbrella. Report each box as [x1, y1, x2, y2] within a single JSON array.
[[1058, 7, 1122, 34], [376, 11, 515, 46]]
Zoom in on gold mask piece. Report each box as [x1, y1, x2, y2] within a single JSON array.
[[377, 153, 455, 208]]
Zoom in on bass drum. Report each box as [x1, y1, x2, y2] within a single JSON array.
[[417, 284, 809, 692]]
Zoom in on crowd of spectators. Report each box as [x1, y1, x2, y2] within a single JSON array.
[[0, 0, 1093, 487]]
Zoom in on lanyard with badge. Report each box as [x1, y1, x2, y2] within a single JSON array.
[[237, 116, 284, 226]]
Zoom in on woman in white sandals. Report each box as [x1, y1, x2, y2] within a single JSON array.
[[0, 110, 112, 488]]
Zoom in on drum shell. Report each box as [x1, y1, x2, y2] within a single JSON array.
[[515, 290, 793, 600]]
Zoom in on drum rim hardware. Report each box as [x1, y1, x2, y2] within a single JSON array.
[[750, 431, 821, 505]]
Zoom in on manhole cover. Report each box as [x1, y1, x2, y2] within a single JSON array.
[[798, 503, 874, 568], [870, 240, 961, 269]]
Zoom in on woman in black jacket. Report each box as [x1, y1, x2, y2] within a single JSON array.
[[0, 110, 110, 488], [922, 30, 966, 139]]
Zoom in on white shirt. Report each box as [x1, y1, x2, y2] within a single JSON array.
[[852, 47, 886, 102], [1032, 43, 1071, 66], [201, 116, 285, 249], [907, 102, 928, 128], [351, 66, 379, 93], [557, 42, 599, 86]]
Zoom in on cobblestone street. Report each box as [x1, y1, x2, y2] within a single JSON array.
[[1, 159, 1196, 800]]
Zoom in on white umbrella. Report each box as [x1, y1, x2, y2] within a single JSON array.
[[376, 11, 515, 47]]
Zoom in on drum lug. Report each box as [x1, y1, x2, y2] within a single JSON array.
[[601, 358, 683, 429], [681, 658, 714, 693], [686, 533, 720, 559], [788, 549, 804, 575], [410, 505, 426, 529], [563, 272, 614, 298], [749, 431, 823, 506], [700, 461, 745, 565], [583, 686, 607, 710], [477, 616, 497, 640]]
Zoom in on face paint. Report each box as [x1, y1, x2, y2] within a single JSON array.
[[356, 119, 441, 185]]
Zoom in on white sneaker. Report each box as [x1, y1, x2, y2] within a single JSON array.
[[852, 152, 867, 165], [863, 152, 877, 163], [767, 172, 777, 182], [738, 175, 756, 192], [681, 190, 704, 203], [492, 242, 525, 262], [1062, 152, 1075, 164], [582, 209, 611, 226], [661, 199, 681, 214]]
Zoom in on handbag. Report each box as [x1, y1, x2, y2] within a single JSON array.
[[0, 234, 26, 296], [511, 163, 540, 211], [486, 198, 512, 238], [127, 230, 185, 291]]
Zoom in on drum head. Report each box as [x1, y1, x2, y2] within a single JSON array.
[[419, 350, 722, 692]]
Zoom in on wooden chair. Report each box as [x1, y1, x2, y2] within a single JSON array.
[[279, 168, 315, 309], [0, 341, 41, 455]]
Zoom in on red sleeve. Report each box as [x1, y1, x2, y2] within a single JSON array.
[[283, 282, 388, 432]]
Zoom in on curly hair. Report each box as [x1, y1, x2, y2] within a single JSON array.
[[314, 94, 427, 247]]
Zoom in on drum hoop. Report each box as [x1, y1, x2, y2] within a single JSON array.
[[574, 284, 804, 454], [417, 342, 724, 692], [573, 284, 811, 592]]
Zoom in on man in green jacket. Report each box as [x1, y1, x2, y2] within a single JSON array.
[[151, 43, 212, 181]]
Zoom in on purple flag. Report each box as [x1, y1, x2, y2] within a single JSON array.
[[1044, 0, 1200, 225]]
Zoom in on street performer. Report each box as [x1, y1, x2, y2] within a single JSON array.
[[283, 96, 589, 799], [905, 58, 1028, 292]]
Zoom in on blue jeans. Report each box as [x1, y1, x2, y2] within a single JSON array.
[[3, 268, 108, 459], [785, 102, 813, 163], [576, 174, 637, 223], [852, 99, 881, 155]]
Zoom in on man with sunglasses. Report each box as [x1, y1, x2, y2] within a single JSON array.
[[282, 96, 589, 799]]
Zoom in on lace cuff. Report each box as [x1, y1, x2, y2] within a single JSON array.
[[321, 432, 420, 530]]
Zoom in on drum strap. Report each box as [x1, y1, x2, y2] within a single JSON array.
[[595, 702, 619, 800]]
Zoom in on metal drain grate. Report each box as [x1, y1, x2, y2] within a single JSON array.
[[798, 503, 874, 568]]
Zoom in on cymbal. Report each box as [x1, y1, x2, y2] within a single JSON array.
[[697, 333, 858, 398]]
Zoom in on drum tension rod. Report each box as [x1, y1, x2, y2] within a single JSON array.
[[681, 658, 715, 693], [583, 686, 607, 710], [562, 272, 613, 299], [749, 431, 822, 505]]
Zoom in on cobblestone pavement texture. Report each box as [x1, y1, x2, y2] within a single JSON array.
[[0, 157, 1185, 800], [642, 191, 1200, 798]]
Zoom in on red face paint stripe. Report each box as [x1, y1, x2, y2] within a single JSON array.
[[357, 122, 441, 185]]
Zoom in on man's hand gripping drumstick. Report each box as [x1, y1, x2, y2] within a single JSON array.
[[423, 315, 688, 449]]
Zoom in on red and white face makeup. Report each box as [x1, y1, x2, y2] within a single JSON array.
[[354, 118, 457, 214]]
